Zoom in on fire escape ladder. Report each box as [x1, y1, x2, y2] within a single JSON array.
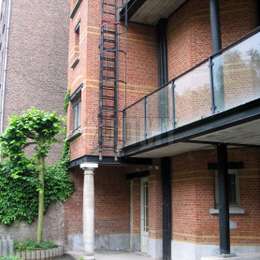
[[99, 0, 119, 160]]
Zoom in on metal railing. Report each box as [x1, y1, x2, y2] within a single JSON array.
[[123, 27, 260, 146]]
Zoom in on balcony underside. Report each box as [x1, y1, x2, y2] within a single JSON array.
[[121, 0, 186, 25], [120, 100, 260, 158]]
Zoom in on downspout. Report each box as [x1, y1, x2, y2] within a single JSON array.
[[157, 19, 169, 133], [0, 0, 12, 134], [157, 19, 172, 260]]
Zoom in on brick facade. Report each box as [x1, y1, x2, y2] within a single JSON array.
[[68, 0, 158, 159], [66, 0, 260, 258], [172, 148, 260, 245]]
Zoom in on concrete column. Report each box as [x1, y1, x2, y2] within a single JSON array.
[[80, 163, 98, 260]]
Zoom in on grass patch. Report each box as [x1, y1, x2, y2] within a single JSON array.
[[14, 240, 58, 251]]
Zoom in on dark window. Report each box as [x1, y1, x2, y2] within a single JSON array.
[[72, 96, 81, 131], [75, 21, 80, 49], [215, 170, 240, 208]]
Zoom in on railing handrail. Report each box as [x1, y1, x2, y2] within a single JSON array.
[[123, 26, 260, 112]]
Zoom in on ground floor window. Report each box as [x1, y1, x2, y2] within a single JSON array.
[[215, 169, 240, 208]]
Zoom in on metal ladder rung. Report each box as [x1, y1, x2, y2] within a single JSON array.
[[103, 29, 116, 35], [101, 57, 116, 62], [102, 96, 114, 100], [103, 2, 116, 7], [103, 11, 116, 15], [104, 38, 116, 43], [103, 65, 115, 71]]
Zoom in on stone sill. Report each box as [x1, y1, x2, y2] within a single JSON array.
[[70, 0, 83, 19], [67, 129, 82, 142], [209, 207, 245, 215], [15, 246, 64, 259], [70, 56, 80, 69]]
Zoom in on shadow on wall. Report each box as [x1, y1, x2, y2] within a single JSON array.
[[0, 202, 65, 244]]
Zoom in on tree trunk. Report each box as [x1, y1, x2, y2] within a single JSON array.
[[37, 156, 45, 243]]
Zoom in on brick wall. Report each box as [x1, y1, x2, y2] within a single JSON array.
[[149, 168, 162, 240], [4, 0, 68, 162], [64, 166, 130, 244], [172, 148, 260, 245], [167, 0, 257, 79], [68, 0, 158, 159], [131, 179, 141, 235]]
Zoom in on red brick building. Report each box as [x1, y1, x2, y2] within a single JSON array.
[[66, 0, 260, 259]]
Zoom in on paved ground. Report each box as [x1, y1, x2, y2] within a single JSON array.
[[63, 251, 151, 260], [95, 251, 151, 260]]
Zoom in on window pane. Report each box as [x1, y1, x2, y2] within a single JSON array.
[[72, 100, 81, 130], [229, 174, 237, 205]]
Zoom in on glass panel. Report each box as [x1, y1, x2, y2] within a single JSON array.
[[213, 32, 260, 112], [146, 83, 174, 138], [125, 100, 145, 146], [175, 61, 212, 127]]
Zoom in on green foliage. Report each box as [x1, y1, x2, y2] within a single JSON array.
[[0, 108, 63, 170], [64, 91, 70, 112], [0, 108, 74, 225], [14, 240, 57, 251], [0, 257, 21, 260]]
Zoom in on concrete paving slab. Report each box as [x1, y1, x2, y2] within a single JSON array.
[[95, 251, 151, 260], [66, 251, 151, 260]]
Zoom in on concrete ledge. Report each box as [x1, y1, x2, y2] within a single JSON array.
[[15, 246, 64, 259]]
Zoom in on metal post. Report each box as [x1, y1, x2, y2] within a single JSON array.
[[209, 57, 216, 114], [172, 81, 176, 129], [122, 110, 126, 147], [210, 0, 224, 112], [161, 157, 172, 260], [144, 96, 147, 139], [158, 19, 169, 133], [256, 0, 260, 27], [217, 144, 230, 255], [210, 0, 222, 54]]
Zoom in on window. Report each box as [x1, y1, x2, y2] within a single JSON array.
[[215, 169, 240, 208], [72, 95, 81, 131], [74, 21, 80, 49]]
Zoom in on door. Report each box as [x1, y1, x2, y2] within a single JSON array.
[[140, 177, 149, 254]]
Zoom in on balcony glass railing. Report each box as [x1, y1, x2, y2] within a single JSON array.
[[123, 28, 260, 147]]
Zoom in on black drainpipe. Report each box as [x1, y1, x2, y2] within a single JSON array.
[[157, 18, 171, 260], [158, 19, 169, 85]]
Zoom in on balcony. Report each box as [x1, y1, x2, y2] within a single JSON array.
[[120, 0, 187, 25], [121, 28, 260, 157]]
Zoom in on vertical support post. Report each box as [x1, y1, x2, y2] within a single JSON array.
[[80, 163, 98, 260], [157, 19, 169, 133], [256, 0, 260, 26], [161, 157, 172, 260], [122, 109, 126, 146], [210, 0, 224, 112], [210, 0, 222, 54], [144, 96, 147, 139], [216, 144, 230, 255], [171, 81, 176, 129], [209, 57, 216, 114]]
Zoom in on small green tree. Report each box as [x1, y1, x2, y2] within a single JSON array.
[[0, 108, 67, 243]]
